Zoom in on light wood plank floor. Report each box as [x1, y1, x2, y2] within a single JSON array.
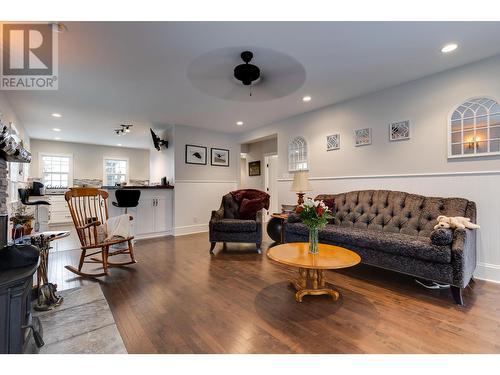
[[47, 232, 500, 354]]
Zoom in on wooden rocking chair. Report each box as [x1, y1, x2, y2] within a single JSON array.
[[64, 187, 137, 278]]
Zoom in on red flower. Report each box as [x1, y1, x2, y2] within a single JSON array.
[[316, 206, 324, 216], [296, 206, 304, 214]]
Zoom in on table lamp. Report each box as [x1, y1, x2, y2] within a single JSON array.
[[291, 170, 312, 205]]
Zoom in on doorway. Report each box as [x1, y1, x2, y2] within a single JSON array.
[[264, 154, 278, 220]]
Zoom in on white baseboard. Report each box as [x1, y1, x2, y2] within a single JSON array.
[[135, 231, 173, 240], [475, 262, 500, 284], [174, 223, 208, 236]]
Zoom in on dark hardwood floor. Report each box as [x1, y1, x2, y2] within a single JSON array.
[[49, 233, 500, 354]]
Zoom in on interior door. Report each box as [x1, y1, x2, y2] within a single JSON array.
[[264, 154, 279, 220]]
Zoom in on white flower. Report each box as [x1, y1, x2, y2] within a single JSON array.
[[303, 198, 314, 207], [319, 201, 326, 208], [313, 200, 320, 207]]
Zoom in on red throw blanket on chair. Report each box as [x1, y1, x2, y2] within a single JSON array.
[[230, 189, 270, 220]]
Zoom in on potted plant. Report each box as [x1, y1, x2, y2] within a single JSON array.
[[295, 198, 333, 254], [10, 203, 34, 239]]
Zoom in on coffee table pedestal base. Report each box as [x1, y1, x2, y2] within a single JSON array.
[[290, 268, 340, 302]]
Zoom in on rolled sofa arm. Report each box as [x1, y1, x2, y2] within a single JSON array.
[[210, 208, 224, 222], [255, 210, 263, 223], [286, 212, 302, 223], [451, 228, 477, 288]]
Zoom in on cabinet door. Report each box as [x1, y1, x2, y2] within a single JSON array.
[[154, 198, 172, 233], [135, 198, 155, 235]]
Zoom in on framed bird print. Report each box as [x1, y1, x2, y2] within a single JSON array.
[[185, 144, 207, 165], [211, 148, 230, 167]]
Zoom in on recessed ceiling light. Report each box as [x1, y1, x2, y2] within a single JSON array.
[[441, 43, 458, 53], [54, 137, 61, 140], [302, 96, 312, 102], [52, 128, 61, 132], [236, 121, 244, 126], [117, 144, 122, 146], [51, 113, 62, 118]]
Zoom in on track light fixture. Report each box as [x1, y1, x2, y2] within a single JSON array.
[[114, 124, 133, 136]]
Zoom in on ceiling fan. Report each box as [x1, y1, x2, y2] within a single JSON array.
[[187, 46, 306, 102], [233, 51, 261, 87]]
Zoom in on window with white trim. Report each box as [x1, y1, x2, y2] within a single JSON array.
[[288, 136, 308, 172], [41, 154, 72, 187], [449, 97, 500, 157], [103, 158, 129, 186]]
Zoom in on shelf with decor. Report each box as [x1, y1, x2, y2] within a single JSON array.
[[1, 121, 32, 163]]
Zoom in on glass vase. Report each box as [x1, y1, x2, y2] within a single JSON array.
[[308, 227, 319, 254]]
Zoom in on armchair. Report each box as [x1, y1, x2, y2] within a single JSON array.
[[209, 190, 269, 254]]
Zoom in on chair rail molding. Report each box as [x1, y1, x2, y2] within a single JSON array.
[[277, 170, 500, 182], [174, 179, 238, 184]]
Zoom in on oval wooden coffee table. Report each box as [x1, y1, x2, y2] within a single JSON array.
[[267, 242, 361, 302]]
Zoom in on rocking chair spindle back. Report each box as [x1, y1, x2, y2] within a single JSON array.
[[64, 188, 137, 278]]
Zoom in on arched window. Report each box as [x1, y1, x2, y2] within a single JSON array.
[[288, 136, 308, 171], [449, 97, 500, 157]]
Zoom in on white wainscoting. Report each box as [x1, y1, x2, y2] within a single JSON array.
[[277, 171, 500, 283], [173, 180, 238, 236]]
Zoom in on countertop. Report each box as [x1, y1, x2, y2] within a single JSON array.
[[101, 185, 174, 190]]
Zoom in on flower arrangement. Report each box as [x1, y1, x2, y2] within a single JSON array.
[[9, 203, 34, 239], [296, 198, 332, 228], [9, 203, 34, 225], [295, 198, 333, 254]]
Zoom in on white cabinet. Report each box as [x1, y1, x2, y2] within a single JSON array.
[[136, 198, 155, 235], [48, 195, 71, 224], [105, 188, 173, 239], [28, 195, 50, 232], [28, 194, 71, 231], [153, 197, 172, 234]]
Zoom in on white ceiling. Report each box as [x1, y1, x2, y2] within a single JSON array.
[[6, 21, 500, 149]]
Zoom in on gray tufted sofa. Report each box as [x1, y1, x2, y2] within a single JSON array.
[[209, 193, 264, 254], [285, 190, 477, 305]]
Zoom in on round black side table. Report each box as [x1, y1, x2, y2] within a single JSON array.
[[266, 214, 288, 244]]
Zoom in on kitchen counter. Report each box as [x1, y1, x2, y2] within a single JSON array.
[[101, 185, 174, 190], [102, 186, 173, 239]]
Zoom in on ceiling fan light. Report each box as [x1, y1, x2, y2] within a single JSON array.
[[234, 50, 261, 86]]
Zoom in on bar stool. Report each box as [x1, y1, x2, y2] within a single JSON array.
[[112, 189, 141, 214], [18, 188, 50, 232]]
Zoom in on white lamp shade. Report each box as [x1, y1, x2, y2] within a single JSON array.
[[291, 170, 312, 192]]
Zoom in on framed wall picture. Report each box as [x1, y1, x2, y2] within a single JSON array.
[[248, 161, 261, 176], [211, 148, 229, 167], [389, 120, 410, 141], [354, 128, 372, 146], [326, 134, 340, 151], [185, 144, 207, 165]]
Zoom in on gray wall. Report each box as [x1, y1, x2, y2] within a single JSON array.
[[239, 54, 500, 178], [174, 124, 239, 182], [150, 127, 174, 184], [29, 139, 150, 181]]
